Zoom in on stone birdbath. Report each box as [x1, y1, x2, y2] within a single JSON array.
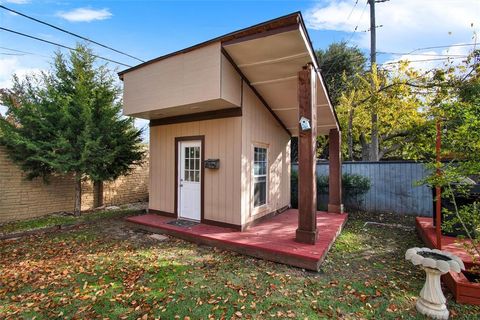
[[405, 247, 465, 320]]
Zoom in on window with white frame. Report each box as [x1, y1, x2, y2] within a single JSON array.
[[253, 146, 268, 207]]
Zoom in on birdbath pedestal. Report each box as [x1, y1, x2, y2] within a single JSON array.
[[405, 247, 465, 320]]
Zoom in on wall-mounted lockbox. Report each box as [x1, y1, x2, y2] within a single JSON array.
[[204, 159, 220, 169]]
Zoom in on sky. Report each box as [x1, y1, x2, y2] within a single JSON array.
[[1, 0, 479, 139]]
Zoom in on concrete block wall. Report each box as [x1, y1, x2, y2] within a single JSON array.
[[0, 146, 149, 223]]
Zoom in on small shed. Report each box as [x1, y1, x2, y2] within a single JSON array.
[[119, 12, 343, 244]]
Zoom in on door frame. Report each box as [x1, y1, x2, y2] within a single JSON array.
[[174, 135, 205, 221]]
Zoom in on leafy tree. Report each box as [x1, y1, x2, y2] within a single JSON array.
[[316, 41, 367, 106], [421, 50, 480, 267], [315, 42, 432, 161], [0, 44, 144, 215], [335, 63, 431, 160]]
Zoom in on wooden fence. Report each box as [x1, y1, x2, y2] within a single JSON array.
[[292, 161, 433, 216]]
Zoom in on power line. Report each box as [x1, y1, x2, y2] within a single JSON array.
[[407, 43, 478, 54], [0, 27, 132, 68], [346, 0, 359, 21], [0, 52, 25, 56], [319, 54, 469, 68], [381, 56, 468, 66], [0, 46, 50, 58], [378, 51, 469, 57], [0, 4, 145, 63], [322, 1, 369, 78], [346, 1, 369, 44], [0, 46, 33, 54]]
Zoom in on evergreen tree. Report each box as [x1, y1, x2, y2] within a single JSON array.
[[0, 44, 144, 215]]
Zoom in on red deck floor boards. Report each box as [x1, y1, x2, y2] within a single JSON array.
[[126, 209, 347, 270]]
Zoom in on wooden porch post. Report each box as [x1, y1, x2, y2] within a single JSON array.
[[328, 128, 343, 213], [296, 64, 318, 244]]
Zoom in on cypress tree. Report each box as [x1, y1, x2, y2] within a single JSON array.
[[0, 44, 144, 215]]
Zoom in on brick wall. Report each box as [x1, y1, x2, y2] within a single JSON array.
[[0, 146, 149, 223]]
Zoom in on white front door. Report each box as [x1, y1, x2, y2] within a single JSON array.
[[178, 140, 201, 221]]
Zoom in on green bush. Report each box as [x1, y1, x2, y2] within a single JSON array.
[[291, 171, 371, 211], [442, 202, 479, 239]]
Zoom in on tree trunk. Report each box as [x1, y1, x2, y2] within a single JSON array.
[[93, 180, 104, 208], [347, 106, 355, 160], [74, 173, 82, 216], [360, 133, 370, 161], [370, 110, 379, 161]]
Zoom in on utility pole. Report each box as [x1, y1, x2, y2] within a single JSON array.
[[369, 0, 376, 67], [368, 0, 379, 161]]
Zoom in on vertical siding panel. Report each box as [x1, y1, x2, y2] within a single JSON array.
[[149, 126, 155, 208], [230, 119, 235, 221], [158, 125, 164, 211], [234, 118, 242, 224], [223, 119, 229, 223], [162, 126, 168, 211], [169, 125, 177, 213], [239, 85, 290, 225], [210, 122, 218, 222], [207, 121, 215, 221], [216, 121, 222, 222], [149, 116, 242, 224]]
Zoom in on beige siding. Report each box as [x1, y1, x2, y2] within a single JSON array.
[[220, 55, 242, 106], [240, 83, 291, 225], [149, 117, 242, 225], [123, 43, 222, 116]]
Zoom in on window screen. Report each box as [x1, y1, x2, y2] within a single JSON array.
[[184, 146, 200, 182], [253, 147, 267, 207]]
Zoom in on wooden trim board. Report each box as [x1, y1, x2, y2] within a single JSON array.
[[242, 205, 290, 231], [148, 209, 176, 218], [174, 135, 205, 222], [150, 108, 242, 127]]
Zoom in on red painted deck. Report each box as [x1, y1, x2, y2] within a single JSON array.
[[416, 217, 480, 305], [126, 209, 348, 271]]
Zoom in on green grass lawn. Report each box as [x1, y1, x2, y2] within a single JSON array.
[[0, 212, 479, 319]]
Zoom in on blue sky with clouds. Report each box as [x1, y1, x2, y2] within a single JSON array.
[[1, 0, 479, 139]]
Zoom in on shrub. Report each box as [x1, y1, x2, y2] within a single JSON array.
[[291, 172, 371, 211]]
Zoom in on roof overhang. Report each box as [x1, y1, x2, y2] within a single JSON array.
[[118, 12, 340, 136], [221, 14, 338, 136]]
